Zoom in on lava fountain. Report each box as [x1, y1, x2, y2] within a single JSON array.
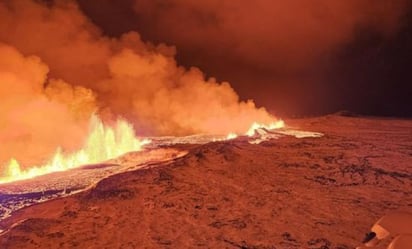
[[0, 115, 151, 184]]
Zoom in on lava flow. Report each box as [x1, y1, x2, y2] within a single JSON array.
[[0, 117, 286, 185], [0, 115, 151, 184]]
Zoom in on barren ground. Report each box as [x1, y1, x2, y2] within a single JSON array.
[[0, 115, 411, 249]]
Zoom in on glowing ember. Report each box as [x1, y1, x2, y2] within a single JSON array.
[[0, 115, 150, 184]]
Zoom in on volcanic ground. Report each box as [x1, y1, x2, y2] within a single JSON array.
[[0, 114, 411, 249]]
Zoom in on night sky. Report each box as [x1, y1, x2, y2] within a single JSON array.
[[77, 0, 412, 117]]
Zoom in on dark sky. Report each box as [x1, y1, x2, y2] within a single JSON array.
[[77, 0, 412, 117]]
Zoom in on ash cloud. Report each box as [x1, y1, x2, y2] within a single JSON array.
[[0, 0, 276, 168]]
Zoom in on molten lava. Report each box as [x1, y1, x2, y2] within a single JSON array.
[[245, 121, 285, 136], [0, 114, 285, 185], [0, 115, 150, 184]]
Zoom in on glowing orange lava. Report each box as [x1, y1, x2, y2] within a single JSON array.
[[245, 121, 285, 136], [0, 116, 284, 184], [0, 115, 151, 184], [212, 120, 285, 142]]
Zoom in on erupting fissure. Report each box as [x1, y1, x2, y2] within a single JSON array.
[[0, 115, 151, 184], [0, 116, 285, 184]]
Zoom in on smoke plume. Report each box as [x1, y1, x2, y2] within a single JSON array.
[[0, 43, 96, 167], [0, 0, 276, 168], [77, 0, 409, 115]]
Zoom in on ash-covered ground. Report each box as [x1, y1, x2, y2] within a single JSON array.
[[0, 115, 411, 249]]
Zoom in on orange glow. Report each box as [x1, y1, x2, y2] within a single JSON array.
[[0, 115, 150, 184], [215, 120, 284, 142], [226, 132, 238, 140], [0, 118, 285, 184], [245, 120, 285, 136]]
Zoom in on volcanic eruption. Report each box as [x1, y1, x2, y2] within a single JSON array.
[[0, 1, 411, 249], [0, 0, 283, 183]]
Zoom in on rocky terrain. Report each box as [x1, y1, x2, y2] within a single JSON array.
[[0, 115, 411, 249]]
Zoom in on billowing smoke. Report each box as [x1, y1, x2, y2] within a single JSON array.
[[0, 0, 276, 168], [78, 0, 409, 114], [0, 43, 96, 166]]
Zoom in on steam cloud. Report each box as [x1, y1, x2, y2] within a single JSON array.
[[0, 0, 276, 169]]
